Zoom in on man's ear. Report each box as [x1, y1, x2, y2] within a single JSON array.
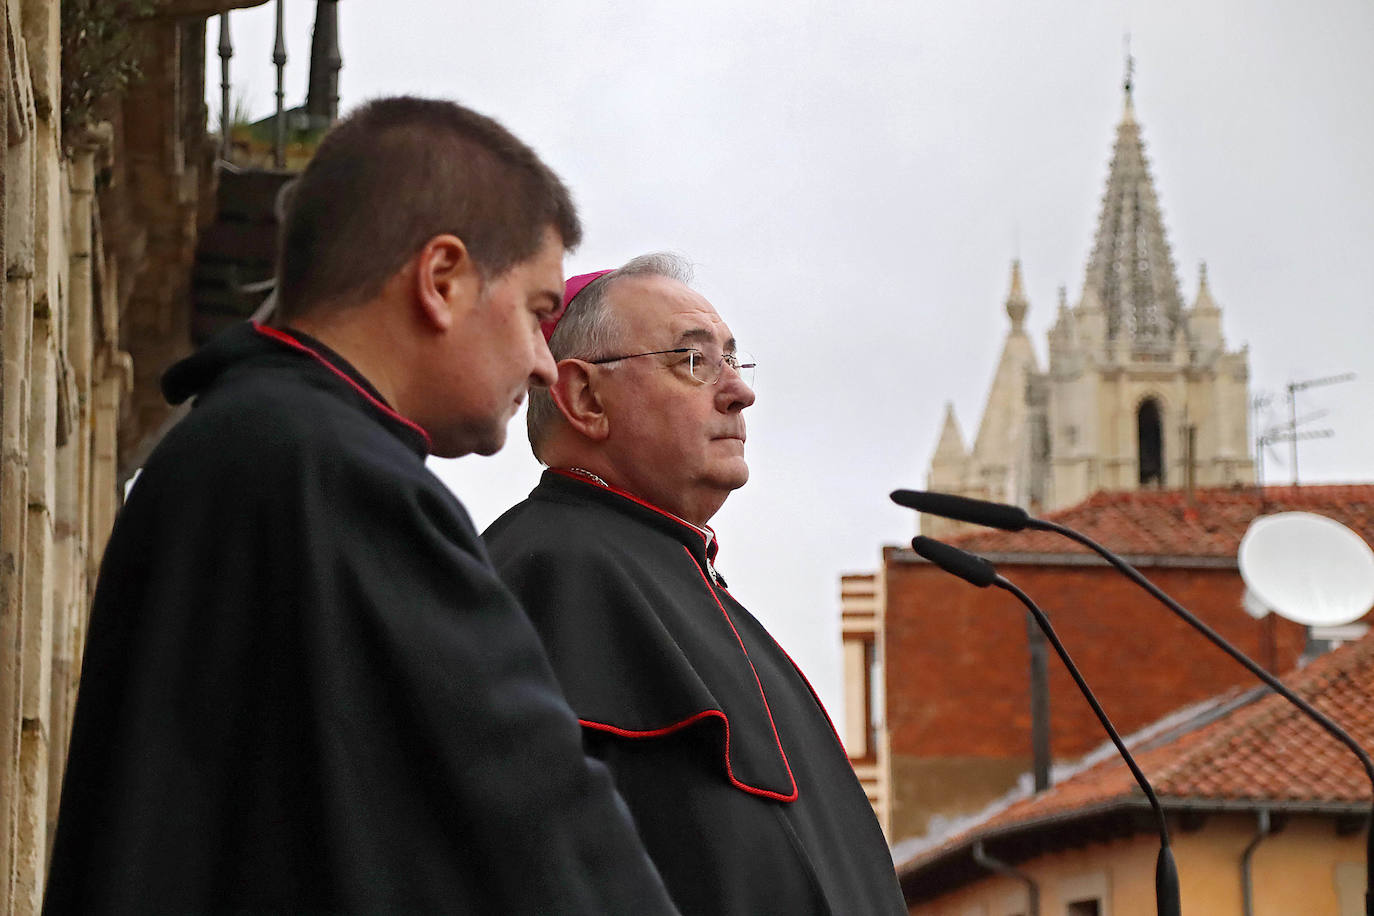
[[413, 234, 481, 331], [550, 360, 610, 441]]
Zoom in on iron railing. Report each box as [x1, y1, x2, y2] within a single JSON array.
[[216, 0, 340, 168]]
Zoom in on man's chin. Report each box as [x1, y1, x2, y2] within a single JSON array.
[[714, 460, 750, 491], [470, 429, 508, 457], [434, 424, 507, 459]]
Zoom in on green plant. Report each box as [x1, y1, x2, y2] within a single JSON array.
[[60, 0, 157, 143], [215, 89, 256, 134]]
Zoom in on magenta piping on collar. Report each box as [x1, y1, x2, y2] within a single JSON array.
[[549, 467, 717, 553], [252, 323, 434, 453]]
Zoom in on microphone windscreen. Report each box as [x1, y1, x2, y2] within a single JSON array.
[[890, 489, 1031, 531], [911, 536, 998, 588]]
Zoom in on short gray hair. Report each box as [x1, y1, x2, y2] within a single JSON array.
[[527, 252, 695, 460]]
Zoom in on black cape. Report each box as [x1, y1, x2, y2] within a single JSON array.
[[485, 470, 906, 916], [45, 324, 677, 914]]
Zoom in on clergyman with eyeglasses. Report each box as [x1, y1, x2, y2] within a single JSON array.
[[484, 253, 905, 916]]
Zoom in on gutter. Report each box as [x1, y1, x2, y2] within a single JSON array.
[[971, 840, 1039, 916], [899, 796, 1365, 884], [893, 548, 1238, 569], [1240, 808, 1271, 916]]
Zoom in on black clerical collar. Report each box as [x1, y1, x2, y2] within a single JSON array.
[[253, 323, 433, 455], [277, 327, 392, 406], [541, 469, 727, 587]]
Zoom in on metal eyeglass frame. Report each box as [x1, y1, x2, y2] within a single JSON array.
[[583, 348, 755, 385]]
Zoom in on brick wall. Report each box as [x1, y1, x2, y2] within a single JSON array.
[[882, 547, 1308, 841]]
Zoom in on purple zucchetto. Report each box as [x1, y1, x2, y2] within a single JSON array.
[[542, 269, 615, 342]]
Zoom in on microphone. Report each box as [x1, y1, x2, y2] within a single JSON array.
[[898, 490, 1374, 916], [911, 535, 1181, 916], [891, 489, 1030, 531], [909, 535, 997, 587]]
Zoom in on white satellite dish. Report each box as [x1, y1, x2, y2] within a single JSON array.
[[1238, 512, 1374, 627]]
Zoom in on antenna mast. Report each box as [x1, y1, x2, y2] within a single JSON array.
[[1283, 372, 1356, 484]]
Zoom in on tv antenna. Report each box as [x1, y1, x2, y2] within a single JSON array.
[[1254, 372, 1354, 485]]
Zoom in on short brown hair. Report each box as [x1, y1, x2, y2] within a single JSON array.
[[276, 96, 581, 320]]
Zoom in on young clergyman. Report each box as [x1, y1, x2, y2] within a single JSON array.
[[44, 99, 677, 915]]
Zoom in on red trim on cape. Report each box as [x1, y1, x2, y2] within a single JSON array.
[[580, 706, 797, 803], [679, 545, 798, 802], [579, 709, 721, 740], [549, 468, 797, 801], [252, 323, 434, 452], [548, 468, 714, 552], [747, 609, 846, 753]]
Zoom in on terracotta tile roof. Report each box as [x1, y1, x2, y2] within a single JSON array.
[[898, 631, 1374, 879], [949, 484, 1374, 558]]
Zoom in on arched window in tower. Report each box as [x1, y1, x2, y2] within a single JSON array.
[[1138, 399, 1163, 486]]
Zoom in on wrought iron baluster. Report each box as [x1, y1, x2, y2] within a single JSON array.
[[218, 13, 232, 161], [307, 0, 341, 126], [273, 0, 287, 168]]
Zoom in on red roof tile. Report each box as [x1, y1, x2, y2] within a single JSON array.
[[899, 631, 1374, 876], [950, 484, 1374, 558]]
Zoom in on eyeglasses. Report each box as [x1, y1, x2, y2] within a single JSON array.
[[584, 347, 756, 386]]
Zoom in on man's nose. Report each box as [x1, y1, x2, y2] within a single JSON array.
[[531, 336, 558, 388], [717, 363, 755, 410]]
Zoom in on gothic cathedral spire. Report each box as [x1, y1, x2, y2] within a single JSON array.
[[1082, 67, 1185, 351], [921, 66, 1255, 532]]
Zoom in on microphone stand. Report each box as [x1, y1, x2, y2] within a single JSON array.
[[1029, 515, 1374, 916], [912, 536, 1181, 916], [892, 489, 1374, 915]]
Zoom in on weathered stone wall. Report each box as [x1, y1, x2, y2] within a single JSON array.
[[1, 3, 75, 908], [0, 3, 262, 910]]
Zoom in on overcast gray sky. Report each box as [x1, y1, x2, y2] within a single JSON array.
[[211, 0, 1374, 723]]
